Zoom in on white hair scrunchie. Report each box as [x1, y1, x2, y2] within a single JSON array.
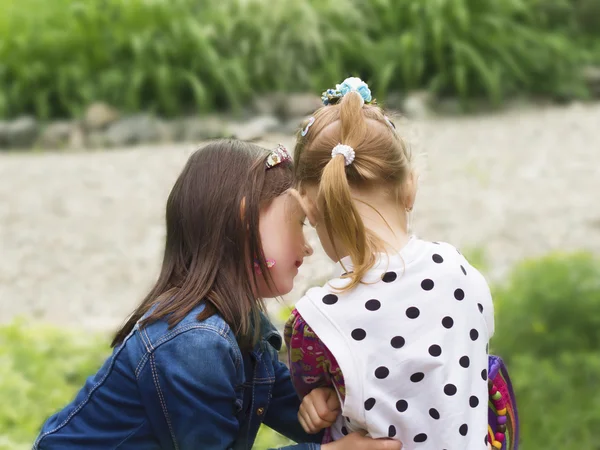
[[331, 144, 355, 166]]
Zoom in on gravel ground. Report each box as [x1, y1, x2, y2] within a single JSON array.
[[2, 102, 599, 332]]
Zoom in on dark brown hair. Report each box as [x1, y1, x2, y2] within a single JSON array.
[[294, 93, 413, 291], [112, 140, 293, 349]]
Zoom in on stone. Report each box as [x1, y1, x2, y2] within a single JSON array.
[[84, 103, 120, 130], [38, 121, 75, 149], [402, 91, 433, 119], [583, 66, 600, 98], [104, 114, 162, 147], [279, 93, 322, 119], [253, 93, 284, 116], [0, 121, 9, 149], [5, 116, 39, 149], [177, 115, 229, 142], [228, 115, 280, 141]]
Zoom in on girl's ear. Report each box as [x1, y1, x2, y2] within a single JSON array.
[[288, 188, 317, 227], [403, 171, 418, 211]]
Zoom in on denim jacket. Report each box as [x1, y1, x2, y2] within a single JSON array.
[[34, 304, 322, 450]]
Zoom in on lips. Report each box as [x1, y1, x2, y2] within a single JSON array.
[[295, 260, 303, 268]]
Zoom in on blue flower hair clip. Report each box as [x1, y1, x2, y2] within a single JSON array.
[[321, 77, 375, 106]]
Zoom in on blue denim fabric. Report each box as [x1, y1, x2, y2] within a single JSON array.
[[34, 304, 322, 450]]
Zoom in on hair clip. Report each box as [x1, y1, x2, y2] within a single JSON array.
[[384, 115, 396, 129], [265, 144, 292, 169], [301, 117, 315, 137], [321, 77, 375, 106]]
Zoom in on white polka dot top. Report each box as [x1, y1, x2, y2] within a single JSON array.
[[295, 237, 494, 449]]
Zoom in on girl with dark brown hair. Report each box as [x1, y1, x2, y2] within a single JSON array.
[[34, 140, 402, 450]]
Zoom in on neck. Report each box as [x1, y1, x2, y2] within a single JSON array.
[[352, 188, 411, 254]]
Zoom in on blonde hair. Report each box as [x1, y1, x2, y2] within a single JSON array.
[[294, 92, 413, 291]]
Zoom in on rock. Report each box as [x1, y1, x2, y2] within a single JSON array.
[[38, 121, 76, 149], [253, 93, 284, 116], [177, 115, 229, 142], [84, 103, 120, 130], [86, 131, 109, 149], [104, 114, 162, 147], [0, 121, 9, 149], [228, 115, 280, 141], [68, 123, 86, 150], [583, 66, 600, 98], [4, 116, 39, 149], [279, 93, 322, 119], [402, 91, 433, 119], [281, 116, 308, 135]]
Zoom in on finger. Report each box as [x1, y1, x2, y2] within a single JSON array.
[[373, 438, 403, 450], [298, 413, 313, 434], [306, 396, 331, 429], [299, 406, 317, 433], [325, 389, 341, 412], [310, 389, 340, 423]]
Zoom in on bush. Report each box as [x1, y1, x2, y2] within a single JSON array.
[[0, 320, 292, 449], [491, 252, 600, 450], [0, 0, 594, 120]]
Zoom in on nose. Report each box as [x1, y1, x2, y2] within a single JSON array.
[[304, 241, 314, 256]]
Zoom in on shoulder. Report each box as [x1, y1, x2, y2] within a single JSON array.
[[141, 305, 242, 367]]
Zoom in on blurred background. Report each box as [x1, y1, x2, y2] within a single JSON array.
[[1, 0, 600, 448]]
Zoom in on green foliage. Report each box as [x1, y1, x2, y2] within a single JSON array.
[[0, 320, 108, 449], [0, 0, 595, 120], [2, 252, 600, 449], [491, 252, 600, 450]]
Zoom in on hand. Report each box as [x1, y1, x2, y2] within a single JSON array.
[[322, 431, 403, 450], [298, 387, 341, 434]]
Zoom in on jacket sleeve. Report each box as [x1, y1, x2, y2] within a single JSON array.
[[264, 356, 324, 449]]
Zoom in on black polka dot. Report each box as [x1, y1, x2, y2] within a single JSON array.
[[469, 396, 479, 408], [375, 366, 389, 379], [341, 426, 348, 435], [410, 372, 425, 383], [442, 316, 454, 328], [414, 433, 428, 443], [478, 303, 483, 313], [459, 356, 470, 368], [351, 328, 366, 341], [485, 435, 488, 445], [481, 369, 488, 381], [461, 265, 467, 275], [322, 294, 338, 305], [391, 336, 405, 349], [459, 424, 468, 436], [444, 384, 457, 396], [432, 254, 444, 263], [429, 408, 440, 420], [470, 329, 479, 341], [365, 299, 381, 311], [382, 272, 397, 283], [406, 306, 420, 319], [396, 399, 408, 412], [421, 279, 434, 291], [429, 344, 442, 357], [432, 241, 440, 245], [364, 398, 376, 410], [454, 288, 465, 300], [388, 425, 397, 438]]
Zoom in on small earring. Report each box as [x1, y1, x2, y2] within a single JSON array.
[[254, 259, 276, 274]]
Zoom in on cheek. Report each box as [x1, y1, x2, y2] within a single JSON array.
[[316, 226, 338, 261]]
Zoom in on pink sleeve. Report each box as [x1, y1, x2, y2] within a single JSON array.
[[284, 309, 336, 399]]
